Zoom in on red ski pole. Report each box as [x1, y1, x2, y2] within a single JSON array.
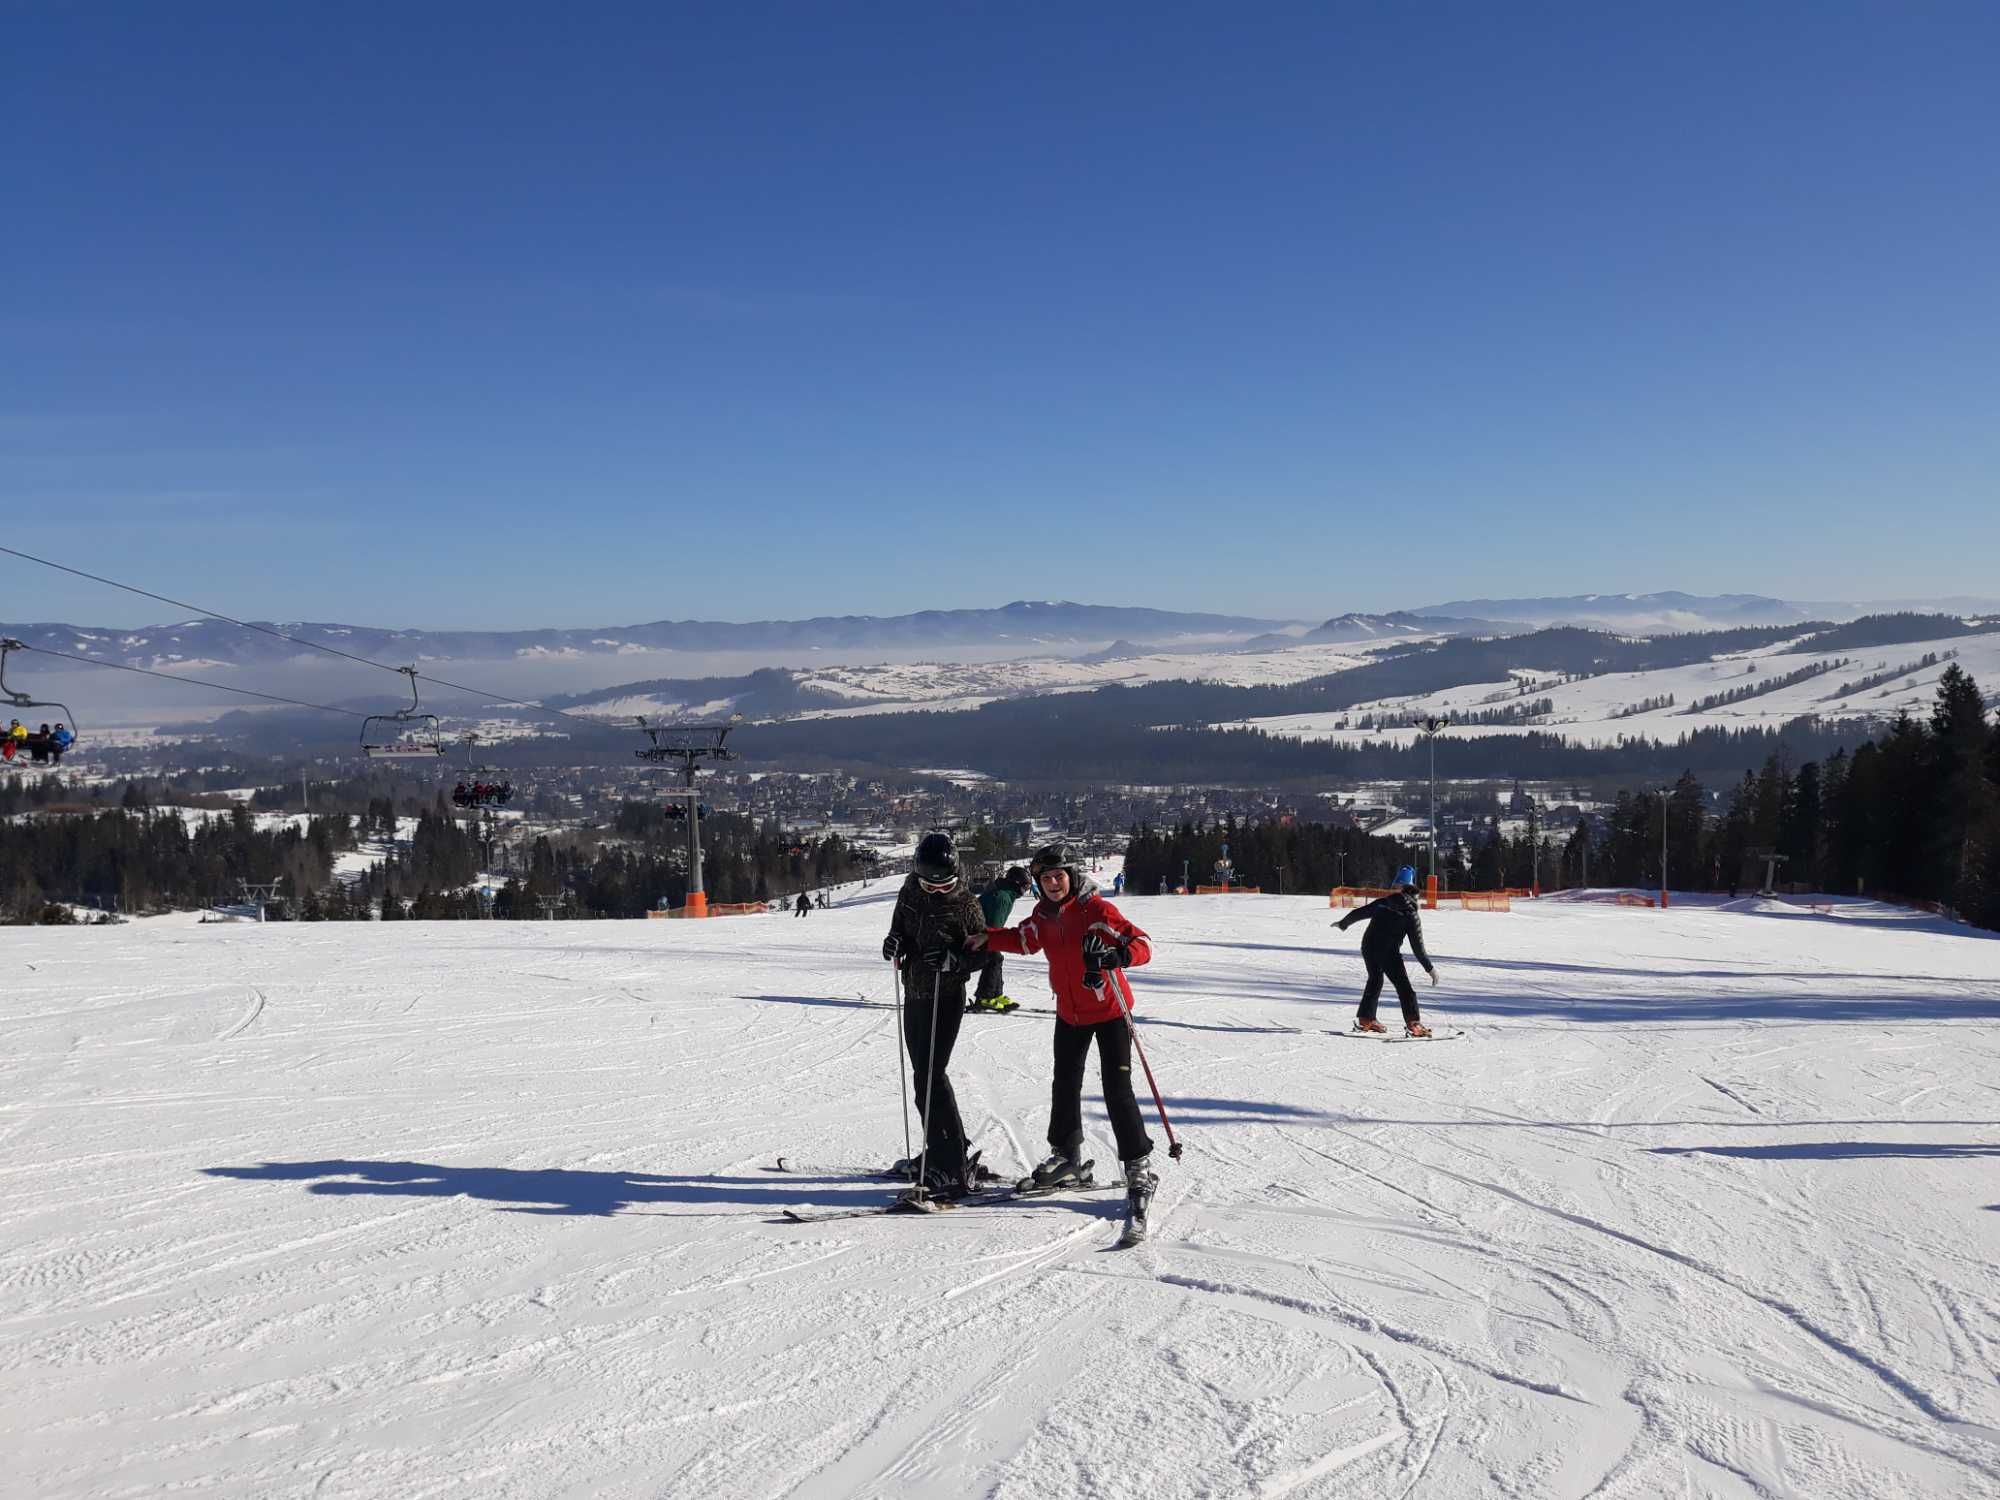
[[1108, 968, 1183, 1160]]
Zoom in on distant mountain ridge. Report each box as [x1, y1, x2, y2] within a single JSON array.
[[1407, 592, 1806, 629], [0, 600, 1298, 672]]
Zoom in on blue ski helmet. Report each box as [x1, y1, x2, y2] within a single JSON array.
[[1394, 865, 1417, 888]]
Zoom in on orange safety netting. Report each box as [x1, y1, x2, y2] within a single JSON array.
[[1328, 887, 1398, 906], [648, 902, 770, 919]]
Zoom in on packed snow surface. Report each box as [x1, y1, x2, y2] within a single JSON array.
[[5, 890, 1999, 1498]]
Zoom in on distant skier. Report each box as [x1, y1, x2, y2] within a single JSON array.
[[1332, 865, 1437, 1037], [967, 866, 1030, 1013], [970, 843, 1161, 1239], [880, 833, 987, 1198], [1112, 871, 1125, 896], [794, 890, 813, 918]]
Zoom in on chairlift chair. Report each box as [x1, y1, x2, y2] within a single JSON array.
[[0, 638, 80, 763], [449, 732, 513, 807], [361, 666, 446, 760]]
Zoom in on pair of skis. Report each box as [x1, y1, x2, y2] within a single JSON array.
[[1335, 1026, 1464, 1042], [780, 1162, 1124, 1225]]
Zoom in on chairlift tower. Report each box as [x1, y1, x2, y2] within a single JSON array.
[[636, 714, 743, 917], [536, 895, 564, 922], [1414, 716, 1451, 906], [238, 879, 281, 924], [1759, 851, 1790, 898]]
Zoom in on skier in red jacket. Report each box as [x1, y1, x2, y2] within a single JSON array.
[[974, 844, 1158, 1224]]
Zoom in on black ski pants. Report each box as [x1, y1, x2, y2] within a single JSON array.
[[1358, 949, 1421, 1025], [901, 967, 967, 1175], [973, 950, 1007, 1003], [1048, 1016, 1154, 1165]]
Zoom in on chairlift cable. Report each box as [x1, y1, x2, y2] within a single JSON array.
[[17, 643, 367, 719], [0, 544, 610, 730]]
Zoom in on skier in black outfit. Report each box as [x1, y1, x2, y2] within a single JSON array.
[[1333, 865, 1438, 1036], [880, 833, 987, 1197]]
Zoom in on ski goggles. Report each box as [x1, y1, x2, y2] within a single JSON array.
[[917, 874, 959, 894]]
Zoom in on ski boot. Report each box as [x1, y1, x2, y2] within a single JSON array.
[[1020, 1149, 1091, 1191], [1353, 1018, 1388, 1034], [1118, 1154, 1159, 1246], [1405, 1022, 1433, 1039], [986, 994, 1019, 1014], [920, 1162, 974, 1201]]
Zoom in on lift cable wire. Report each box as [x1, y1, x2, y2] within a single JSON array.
[[0, 543, 610, 731], [21, 644, 370, 720]]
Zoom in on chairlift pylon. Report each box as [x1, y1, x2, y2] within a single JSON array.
[[361, 666, 445, 759], [633, 711, 744, 764], [0, 638, 80, 763]]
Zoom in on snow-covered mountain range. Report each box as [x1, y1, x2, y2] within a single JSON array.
[[12, 592, 1993, 678]]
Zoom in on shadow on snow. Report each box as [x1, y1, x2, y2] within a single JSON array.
[[203, 1159, 924, 1216], [1650, 1141, 2000, 1160]]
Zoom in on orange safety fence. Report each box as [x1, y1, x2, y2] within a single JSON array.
[[648, 901, 770, 919], [1193, 885, 1261, 894], [1335, 886, 1516, 911], [1613, 892, 1658, 908], [1329, 887, 1398, 906]]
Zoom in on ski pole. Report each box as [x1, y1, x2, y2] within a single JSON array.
[[1108, 968, 1183, 1161], [891, 959, 911, 1169]]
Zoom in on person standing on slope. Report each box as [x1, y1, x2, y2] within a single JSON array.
[[1333, 865, 1437, 1037], [971, 844, 1160, 1233], [880, 833, 987, 1198], [967, 865, 1031, 1013]]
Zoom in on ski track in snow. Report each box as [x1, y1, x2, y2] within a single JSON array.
[[3, 887, 1999, 1497]]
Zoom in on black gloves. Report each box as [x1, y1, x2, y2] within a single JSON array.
[[882, 934, 904, 963], [921, 943, 968, 974], [1081, 932, 1131, 971]]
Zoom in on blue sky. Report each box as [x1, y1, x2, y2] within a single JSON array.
[[4, 2, 1996, 629]]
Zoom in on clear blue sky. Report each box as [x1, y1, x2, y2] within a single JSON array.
[[4, 2, 1996, 629]]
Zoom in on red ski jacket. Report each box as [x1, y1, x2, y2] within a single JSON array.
[[982, 882, 1151, 1025]]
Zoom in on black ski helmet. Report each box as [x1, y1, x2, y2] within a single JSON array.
[[913, 832, 960, 888], [1004, 865, 1031, 895], [1028, 842, 1082, 896]]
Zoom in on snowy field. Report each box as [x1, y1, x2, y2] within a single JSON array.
[[5, 889, 1999, 1498], [1223, 628, 2000, 749]]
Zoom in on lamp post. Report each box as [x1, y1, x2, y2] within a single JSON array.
[[1416, 716, 1450, 907]]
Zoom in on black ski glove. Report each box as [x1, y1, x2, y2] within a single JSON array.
[[882, 933, 904, 963], [921, 942, 968, 974], [1081, 932, 1131, 970]]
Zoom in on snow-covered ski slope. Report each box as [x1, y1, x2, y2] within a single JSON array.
[[6, 889, 1999, 1498], [1224, 628, 2000, 748]]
